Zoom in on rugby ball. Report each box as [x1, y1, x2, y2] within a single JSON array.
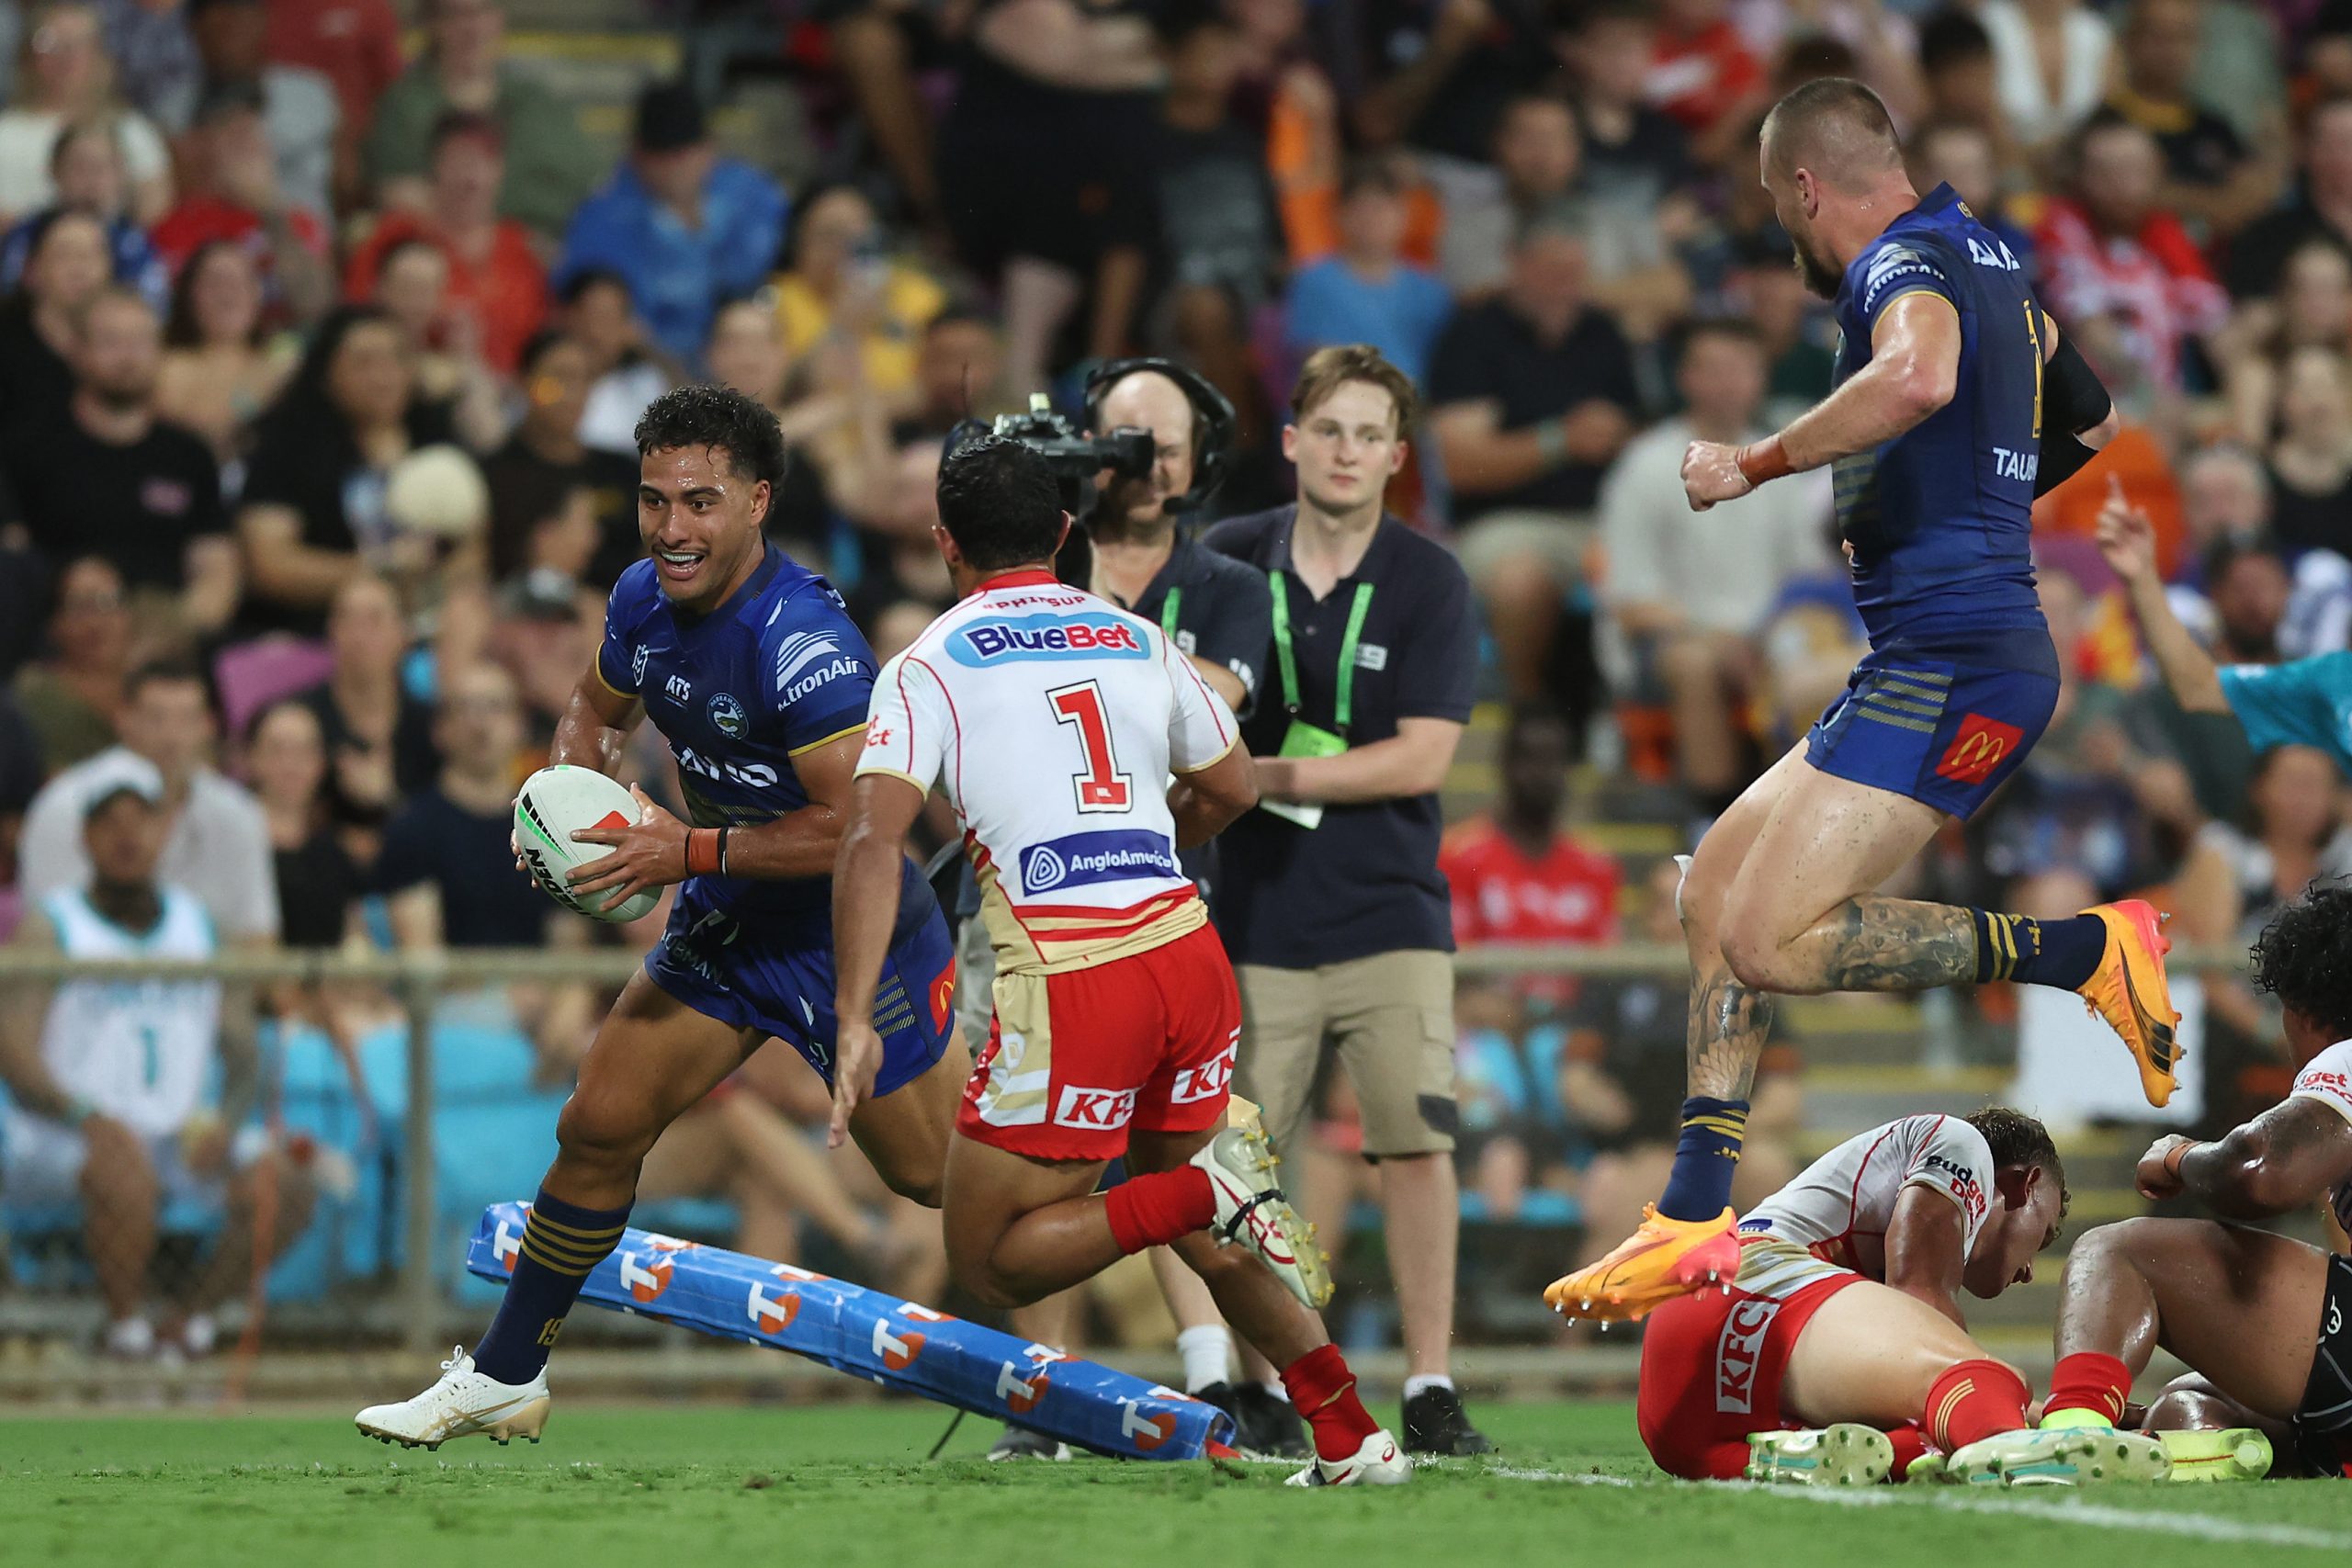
[[514, 765, 662, 923]]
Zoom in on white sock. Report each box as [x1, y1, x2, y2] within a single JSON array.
[[105, 1316, 154, 1358], [1402, 1374, 1454, 1402], [1176, 1325, 1233, 1393], [1257, 1380, 1291, 1404]]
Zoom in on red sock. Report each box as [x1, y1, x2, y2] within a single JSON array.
[[1885, 1424, 1930, 1481], [1102, 1167, 1215, 1255], [1924, 1358, 2030, 1451], [1279, 1344, 1381, 1462], [2044, 1351, 2132, 1427]]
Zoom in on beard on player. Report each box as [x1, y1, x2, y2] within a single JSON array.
[[1792, 229, 1843, 299]]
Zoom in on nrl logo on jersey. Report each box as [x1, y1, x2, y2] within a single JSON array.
[[707, 692, 747, 737], [632, 645, 650, 685]]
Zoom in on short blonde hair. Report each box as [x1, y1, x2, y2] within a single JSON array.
[[1289, 344, 1419, 434]]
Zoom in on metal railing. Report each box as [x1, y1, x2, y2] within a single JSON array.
[[0, 942, 2256, 1354]]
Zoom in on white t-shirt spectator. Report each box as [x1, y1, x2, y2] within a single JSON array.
[[1980, 0, 2112, 149], [0, 106, 169, 220], [1598, 417, 1834, 637], [18, 745, 281, 943]]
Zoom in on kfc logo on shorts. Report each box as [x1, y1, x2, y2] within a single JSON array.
[[1054, 1085, 1138, 1130], [1170, 1043, 1237, 1105], [1935, 714, 2025, 786], [1715, 1297, 1783, 1414]]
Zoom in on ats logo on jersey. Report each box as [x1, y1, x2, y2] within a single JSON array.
[[1935, 714, 2024, 785], [949, 615, 1148, 666], [707, 693, 747, 738], [1020, 829, 1180, 894]]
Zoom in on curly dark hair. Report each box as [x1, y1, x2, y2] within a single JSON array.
[[936, 432, 1063, 571], [1965, 1106, 2068, 1219], [634, 384, 789, 489], [2250, 880, 2352, 1038]]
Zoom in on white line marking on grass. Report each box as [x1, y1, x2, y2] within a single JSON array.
[[1489, 1467, 2352, 1551]]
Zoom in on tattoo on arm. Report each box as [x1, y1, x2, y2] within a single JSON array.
[[1816, 898, 1977, 992], [1689, 971, 1775, 1100]]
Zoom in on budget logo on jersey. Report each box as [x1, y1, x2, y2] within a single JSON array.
[[949, 614, 1148, 666], [1925, 1153, 1988, 1223], [707, 692, 747, 738], [1019, 829, 1180, 894], [1936, 714, 2025, 785]]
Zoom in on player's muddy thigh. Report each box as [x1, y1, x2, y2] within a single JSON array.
[[1716, 762, 1957, 997], [1778, 1280, 2007, 1429], [2058, 1217, 2334, 1421], [550, 972, 764, 1212], [845, 1029, 973, 1208]]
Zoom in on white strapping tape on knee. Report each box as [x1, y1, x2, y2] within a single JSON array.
[[1673, 854, 1695, 923]]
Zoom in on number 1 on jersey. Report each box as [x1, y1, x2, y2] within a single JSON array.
[[1048, 680, 1133, 813]]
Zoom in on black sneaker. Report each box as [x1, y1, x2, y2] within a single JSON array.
[[1201, 1381, 1310, 1459], [987, 1424, 1071, 1461], [1402, 1385, 1494, 1457]]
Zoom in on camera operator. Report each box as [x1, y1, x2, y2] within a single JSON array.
[[1203, 344, 1489, 1459], [1081, 359, 1272, 713]]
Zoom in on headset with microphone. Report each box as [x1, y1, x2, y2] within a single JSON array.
[[1081, 356, 1238, 517]]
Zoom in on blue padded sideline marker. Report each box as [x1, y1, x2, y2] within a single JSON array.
[[466, 1202, 1234, 1460]]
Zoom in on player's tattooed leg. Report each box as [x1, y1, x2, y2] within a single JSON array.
[[1689, 965, 1775, 1101], [1813, 898, 1978, 991]]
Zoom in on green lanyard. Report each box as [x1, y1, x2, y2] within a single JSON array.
[[1159, 587, 1182, 637], [1268, 572, 1375, 737]]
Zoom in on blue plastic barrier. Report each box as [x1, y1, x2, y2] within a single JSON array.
[[465, 1201, 1234, 1461]]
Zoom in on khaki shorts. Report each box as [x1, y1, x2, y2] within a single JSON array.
[[1234, 951, 1457, 1157], [1452, 508, 1594, 590]]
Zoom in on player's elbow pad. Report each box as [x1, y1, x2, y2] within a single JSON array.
[[2044, 328, 2112, 437], [2034, 431, 2097, 497]]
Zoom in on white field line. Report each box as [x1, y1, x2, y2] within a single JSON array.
[[1481, 1465, 2352, 1551]]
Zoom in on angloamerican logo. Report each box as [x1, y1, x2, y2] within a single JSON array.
[[1020, 829, 1180, 894], [949, 614, 1148, 666]]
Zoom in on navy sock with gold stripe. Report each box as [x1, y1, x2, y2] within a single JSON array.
[[1970, 908, 2105, 990], [473, 1190, 631, 1385], [1657, 1097, 1748, 1222]]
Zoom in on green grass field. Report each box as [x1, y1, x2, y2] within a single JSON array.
[[3, 1402, 2346, 1567]]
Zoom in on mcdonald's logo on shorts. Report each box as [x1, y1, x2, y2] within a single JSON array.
[[1936, 714, 2025, 785]]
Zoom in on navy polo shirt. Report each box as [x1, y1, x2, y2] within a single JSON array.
[[1102, 530, 1274, 716], [1202, 506, 1481, 967]]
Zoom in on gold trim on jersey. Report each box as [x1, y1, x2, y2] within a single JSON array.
[[1170, 733, 1239, 777], [789, 721, 870, 758]]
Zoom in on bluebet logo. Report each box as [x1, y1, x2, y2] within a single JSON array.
[[949, 615, 1148, 666], [1020, 829, 1179, 894]]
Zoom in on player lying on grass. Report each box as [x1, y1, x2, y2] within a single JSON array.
[[2037, 883, 2352, 1481], [358, 388, 976, 1449], [1550, 76, 2171, 1326], [1639, 1106, 2169, 1486], [831, 434, 1408, 1487]]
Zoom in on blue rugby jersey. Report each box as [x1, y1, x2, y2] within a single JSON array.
[[594, 547, 926, 941], [1830, 183, 2058, 679]]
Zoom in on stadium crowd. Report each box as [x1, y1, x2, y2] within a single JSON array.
[[0, 0, 2347, 1366]]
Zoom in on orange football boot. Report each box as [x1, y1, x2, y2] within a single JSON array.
[[2075, 899, 2181, 1109], [1544, 1204, 1741, 1323]]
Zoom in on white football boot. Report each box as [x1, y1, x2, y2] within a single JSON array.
[[1284, 1428, 1413, 1487], [1744, 1424, 1896, 1485], [1191, 1123, 1332, 1309], [1935, 1426, 2170, 1486], [355, 1348, 551, 1450]]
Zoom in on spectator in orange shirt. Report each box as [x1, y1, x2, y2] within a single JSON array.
[[345, 111, 547, 377], [1645, 0, 1768, 166], [1440, 705, 1621, 1023]]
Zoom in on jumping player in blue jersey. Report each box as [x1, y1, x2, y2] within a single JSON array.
[[356, 387, 967, 1447], [1551, 80, 2181, 1324]]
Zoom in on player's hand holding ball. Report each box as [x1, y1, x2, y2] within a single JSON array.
[[828, 1019, 884, 1148], [2136, 1133, 2197, 1200], [513, 765, 670, 922], [568, 784, 692, 915], [1681, 440, 1755, 512]]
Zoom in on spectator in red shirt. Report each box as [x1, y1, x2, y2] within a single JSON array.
[[1440, 704, 1621, 1020], [264, 0, 401, 212], [344, 112, 546, 377], [1645, 0, 1768, 165], [151, 81, 330, 326], [2034, 110, 2230, 400]]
